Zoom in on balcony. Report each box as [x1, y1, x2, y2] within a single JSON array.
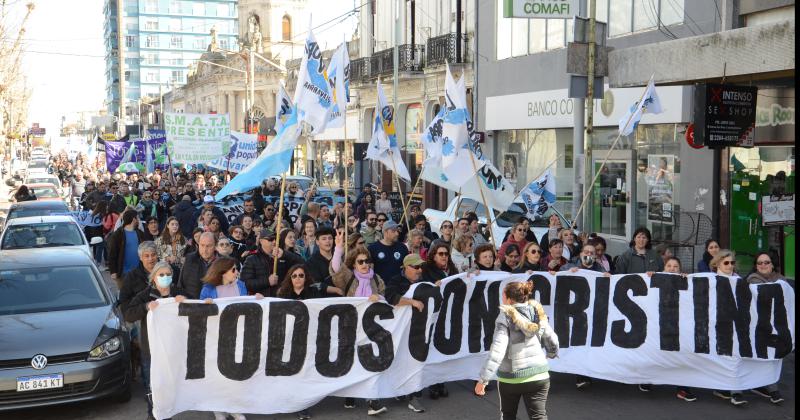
[[426, 33, 467, 67], [350, 57, 370, 83], [370, 44, 425, 77]]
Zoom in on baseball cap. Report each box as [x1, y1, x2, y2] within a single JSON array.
[[203, 195, 215, 204], [402, 254, 424, 267], [383, 220, 400, 231], [259, 229, 276, 240], [181, 195, 191, 201]]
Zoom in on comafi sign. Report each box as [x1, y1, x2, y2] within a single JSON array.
[[503, 0, 578, 19], [693, 83, 758, 148]]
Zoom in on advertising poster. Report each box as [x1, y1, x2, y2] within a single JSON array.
[[646, 154, 675, 224]]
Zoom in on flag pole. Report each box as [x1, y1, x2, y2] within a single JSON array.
[[399, 174, 422, 228], [343, 116, 350, 258], [273, 172, 288, 276], [573, 80, 652, 225], [469, 152, 497, 251], [389, 152, 411, 232]]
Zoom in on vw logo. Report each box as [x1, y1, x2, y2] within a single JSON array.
[[30, 354, 48, 370]]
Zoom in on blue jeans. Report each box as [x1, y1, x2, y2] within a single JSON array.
[[141, 354, 151, 392]]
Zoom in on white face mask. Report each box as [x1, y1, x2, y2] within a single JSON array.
[[581, 255, 595, 266]]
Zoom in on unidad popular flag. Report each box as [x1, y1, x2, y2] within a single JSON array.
[[519, 170, 557, 219], [366, 82, 410, 181], [440, 64, 485, 186], [619, 75, 663, 136], [216, 107, 302, 199], [275, 82, 294, 134], [293, 24, 332, 135], [206, 131, 259, 173], [325, 41, 350, 128]]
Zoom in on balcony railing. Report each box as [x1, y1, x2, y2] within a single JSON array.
[[370, 44, 425, 76], [426, 33, 467, 67], [350, 57, 370, 83]]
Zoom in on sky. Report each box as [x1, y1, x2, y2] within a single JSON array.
[[11, 0, 357, 138]]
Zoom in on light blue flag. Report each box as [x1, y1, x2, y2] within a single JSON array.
[[519, 170, 557, 219], [216, 108, 302, 200], [619, 75, 662, 136]]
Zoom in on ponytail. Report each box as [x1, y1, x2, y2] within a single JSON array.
[[504, 281, 533, 304]]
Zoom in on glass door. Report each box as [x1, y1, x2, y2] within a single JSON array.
[[729, 146, 795, 278], [592, 150, 635, 240]]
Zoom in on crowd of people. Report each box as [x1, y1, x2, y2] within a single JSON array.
[[10, 150, 788, 420]]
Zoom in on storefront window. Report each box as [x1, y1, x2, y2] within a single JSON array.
[[317, 141, 353, 189], [405, 103, 425, 195]]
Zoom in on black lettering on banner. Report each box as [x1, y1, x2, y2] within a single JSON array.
[[409, 284, 442, 362], [358, 303, 395, 372], [591, 276, 610, 347], [217, 303, 263, 380], [179, 303, 219, 379], [553, 275, 590, 347], [755, 283, 793, 359], [468, 280, 501, 352], [715, 277, 753, 357], [692, 277, 710, 354], [434, 279, 467, 355], [650, 273, 688, 351], [528, 274, 551, 305], [266, 301, 310, 376], [610, 275, 648, 348], [316, 304, 358, 377]]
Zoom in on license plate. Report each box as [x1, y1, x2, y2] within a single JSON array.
[[16, 373, 63, 392]]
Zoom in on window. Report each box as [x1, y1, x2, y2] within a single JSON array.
[[145, 35, 159, 48], [193, 37, 205, 49], [125, 35, 136, 47], [170, 35, 183, 48], [145, 0, 158, 13], [528, 19, 546, 53], [633, 0, 658, 32], [659, 0, 684, 26], [192, 2, 204, 15], [546, 19, 566, 50], [124, 70, 131, 81], [219, 39, 229, 50], [144, 53, 158, 64], [0, 267, 105, 315], [609, 0, 633, 36], [282, 14, 292, 41], [169, 0, 181, 14], [511, 18, 528, 57], [144, 19, 159, 31], [169, 18, 181, 31], [171, 70, 183, 83], [169, 56, 183, 66], [146, 72, 159, 82], [218, 3, 230, 17]]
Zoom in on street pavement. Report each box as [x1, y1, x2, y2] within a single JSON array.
[[0, 170, 795, 420]]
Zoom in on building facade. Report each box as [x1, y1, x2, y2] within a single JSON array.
[[103, 0, 239, 135], [476, 0, 795, 277]]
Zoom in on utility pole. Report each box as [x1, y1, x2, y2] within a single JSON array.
[[392, 0, 401, 192], [583, 0, 596, 232], [117, 0, 125, 137]]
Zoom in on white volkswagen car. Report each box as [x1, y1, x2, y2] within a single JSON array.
[[0, 215, 91, 258]]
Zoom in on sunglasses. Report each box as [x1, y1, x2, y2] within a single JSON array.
[[408, 264, 422, 270], [219, 242, 231, 247], [722, 260, 736, 266], [529, 249, 542, 255], [265, 208, 275, 212], [377, 218, 387, 222], [357, 240, 366, 246], [436, 251, 449, 257], [442, 225, 453, 229], [356, 258, 371, 265], [368, 218, 376, 222], [756, 260, 773, 266], [291, 273, 306, 279]]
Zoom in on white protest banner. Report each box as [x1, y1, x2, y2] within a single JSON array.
[[149, 271, 794, 419], [165, 113, 230, 164], [207, 132, 259, 173]]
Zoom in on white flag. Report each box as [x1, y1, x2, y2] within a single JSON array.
[[275, 82, 294, 134], [325, 41, 350, 128], [293, 26, 332, 135], [366, 82, 410, 181], [619, 75, 663, 136], [519, 170, 557, 220], [420, 161, 514, 212], [440, 64, 485, 186]]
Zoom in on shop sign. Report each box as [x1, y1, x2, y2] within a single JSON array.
[[754, 88, 794, 144], [646, 155, 676, 224], [693, 83, 758, 148], [685, 123, 703, 149], [762, 194, 794, 226], [503, 0, 578, 19]]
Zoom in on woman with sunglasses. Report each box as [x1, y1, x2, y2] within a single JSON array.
[[744, 252, 785, 404], [227, 225, 250, 262], [420, 242, 458, 400], [514, 243, 544, 273], [450, 234, 474, 273], [124, 261, 186, 420], [329, 246, 389, 415], [430, 220, 455, 250], [709, 249, 747, 406], [498, 222, 529, 262]]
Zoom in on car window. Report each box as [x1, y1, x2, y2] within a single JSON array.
[[456, 198, 488, 219], [26, 178, 56, 185], [27, 186, 59, 198], [0, 266, 106, 315], [2, 222, 85, 249], [7, 205, 70, 220], [28, 161, 47, 169]]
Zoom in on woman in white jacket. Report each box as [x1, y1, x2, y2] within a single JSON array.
[[450, 234, 474, 273], [475, 281, 559, 420]]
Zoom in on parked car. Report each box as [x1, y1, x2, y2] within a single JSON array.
[[424, 196, 574, 246], [9, 183, 62, 202], [0, 249, 132, 411], [0, 200, 71, 232], [26, 159, 50, 175], [23, 174, 62, 195], [0, 215, 91, 258]]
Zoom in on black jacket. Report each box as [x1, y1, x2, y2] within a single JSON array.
[[513, 261, 544, 273], [124, 285, 184, 357], [178, 251, 217, 299], [106, 228, 145, 277], [192, 205, 230, 233], [118, 263, 151, 314], [109, 193, 127, 214], [421, 263, 456, 284], [304, 250, 333, 287], [173, 200, 196, 239], [385, 273, 431, 306], [241, 248, 304, 297]]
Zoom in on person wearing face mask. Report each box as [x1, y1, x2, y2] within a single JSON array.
[[124, 261, 186, 420], [562, 244, 611, 275]]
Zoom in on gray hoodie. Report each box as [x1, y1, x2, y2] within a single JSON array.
[[479, 300, 559, 383]]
